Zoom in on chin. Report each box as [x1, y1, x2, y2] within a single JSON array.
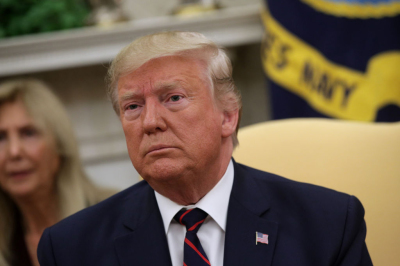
[[139, 158, 189, 183], [143, 167, 182, 183], [6, 185, 37, 199]]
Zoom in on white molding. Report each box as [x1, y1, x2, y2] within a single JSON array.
[[0, 4, 263, 77], [79, 133, 129, 165]]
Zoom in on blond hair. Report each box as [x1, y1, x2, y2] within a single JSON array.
[[0, 79, 115, 265], [107, 31, 242, 146]]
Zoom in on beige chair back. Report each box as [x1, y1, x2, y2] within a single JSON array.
[[233, 118, 400, 266]]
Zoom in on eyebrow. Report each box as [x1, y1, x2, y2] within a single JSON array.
[[119, 91, 138, 102], [119, 80, 186, 103], [0, 123, 40, 133]]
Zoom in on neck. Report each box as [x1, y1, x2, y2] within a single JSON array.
[[13, 192, 59, 266], [155, 143, 233, 206], [14, 192, 59, 234]]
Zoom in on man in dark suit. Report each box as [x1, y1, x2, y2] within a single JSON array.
[[38, 31, 373, 266]]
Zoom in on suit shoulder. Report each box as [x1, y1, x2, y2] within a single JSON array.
[[38, 180, 155, 265], [51, 180, 149, 233], [234, 162, 360, 214], [234, 162, 367, 252]]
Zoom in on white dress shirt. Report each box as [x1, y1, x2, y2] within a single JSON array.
[[155, 160, 234, 266]]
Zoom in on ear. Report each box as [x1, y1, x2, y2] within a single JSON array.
[[221, 109, 239, 138]]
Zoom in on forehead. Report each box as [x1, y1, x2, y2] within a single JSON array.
[[0, 100, 49, 136], [117, 56, 209, 95], [0, 100, 32, 125]]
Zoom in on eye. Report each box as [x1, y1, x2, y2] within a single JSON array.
[[169, 95, 183, 102], [127, 104, 138, 110], [21, 126, 38, 137]]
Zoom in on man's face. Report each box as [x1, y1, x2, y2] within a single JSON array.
[[117, 56, 233, 192]]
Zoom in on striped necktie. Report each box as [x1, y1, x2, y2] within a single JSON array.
[[174, 208, 211, 266]]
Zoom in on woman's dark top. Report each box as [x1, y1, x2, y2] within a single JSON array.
[[9, 212, 33, 266]]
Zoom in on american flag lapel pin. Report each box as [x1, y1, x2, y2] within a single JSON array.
[[256, 231, 269, 245]]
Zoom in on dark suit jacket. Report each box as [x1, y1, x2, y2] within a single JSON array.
[[38, 161, 372, 266]]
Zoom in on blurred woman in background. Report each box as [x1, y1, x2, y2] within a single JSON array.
[[0, 79, 116, 266]]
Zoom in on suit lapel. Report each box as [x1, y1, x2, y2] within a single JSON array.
[[114, 183, 172, 266], [224, 162, 279, 266], [113, 162, 279, 266]]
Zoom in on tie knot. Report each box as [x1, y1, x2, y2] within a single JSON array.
[[174, 208, 208, 233]]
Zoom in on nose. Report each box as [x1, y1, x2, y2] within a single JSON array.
[[8, 134, 23, 159], [141, 100, 167, 134]]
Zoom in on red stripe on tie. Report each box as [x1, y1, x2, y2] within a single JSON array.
[[188, 219, 205, 231], [184, 238, 211, 265], [179, 209, 193, 225], [184, 263, 187, 266]]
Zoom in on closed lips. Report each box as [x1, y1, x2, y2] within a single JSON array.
[[146, 145, 174, 154], [7, 169, 33, 177]]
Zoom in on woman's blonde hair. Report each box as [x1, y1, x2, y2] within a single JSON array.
[[107, 31, 242, 147], [0, 78, 115, 264]]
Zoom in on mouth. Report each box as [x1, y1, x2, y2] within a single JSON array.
[[146, 145, 176, 155], [7, 170, 33, 179]]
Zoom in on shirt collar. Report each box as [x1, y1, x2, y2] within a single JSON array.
[[155, 159, 234, 234]]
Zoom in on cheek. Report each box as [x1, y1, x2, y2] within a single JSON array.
[[32, 143, 60, 175], [0, 153, 5, 167], [49, 153, 61, 177], [193, 106, 222, 132], [177, 113, 221, 146], [122, 123, 142, 154], [28, 144, 48, 163], [123, 121, 140, 140]]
